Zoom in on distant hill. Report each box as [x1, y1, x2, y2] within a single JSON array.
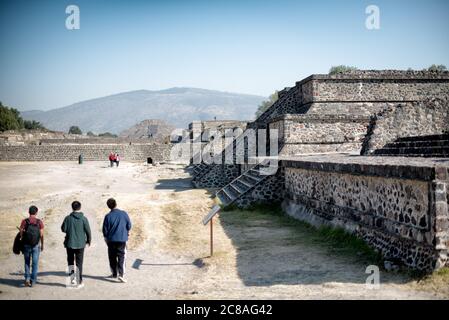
[[21, 88, 265, 134], [119, 119, 175, 142]]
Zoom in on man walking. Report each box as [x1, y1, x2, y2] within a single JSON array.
[[102, 198, 131, 283], [61, 201, 91, 288], [20, 205, 44, 287]]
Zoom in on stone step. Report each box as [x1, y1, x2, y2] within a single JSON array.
[[215, 162, 277, 207], [374, 146, 449, 156], [396, 134, 449, 143], [241, 173, 261, 185], [230, 182, 246, 195], [192, 163, 215, 181], [247, 169, 262, 178], [234, 179, 252, 192], [217, 189, 232, 206], [374, 153, 449, 158], [225, 185, 240, 200], [383, 140, 449, 149]]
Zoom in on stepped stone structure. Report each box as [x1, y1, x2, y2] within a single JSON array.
[[189, 70, 449, 271]]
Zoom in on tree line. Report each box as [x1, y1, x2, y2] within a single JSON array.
[[0, 102, 46, 132]]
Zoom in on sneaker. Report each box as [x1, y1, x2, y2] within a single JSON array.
[[118, 276, 127, 283], [77, 283, 85, 289], [24, 280, 31, 287], [107, 274, 117, 279], [71, 278, 77, 286]]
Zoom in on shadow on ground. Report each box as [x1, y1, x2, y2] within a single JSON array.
[[218, 208, 410, 287], [0, 271, 118, 288], [154, 178, 193, 192], [131, 258, 207, 269]]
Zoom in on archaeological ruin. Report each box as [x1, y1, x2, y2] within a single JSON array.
[[1, 70, 449, 271], [0, 130, 172, 162], [189, 70, 449, 271]]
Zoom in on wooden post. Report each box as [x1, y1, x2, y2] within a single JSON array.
[[210, 217, 213, 257]]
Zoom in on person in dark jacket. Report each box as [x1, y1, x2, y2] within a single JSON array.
[[61, 201, 91, 288], [102, 198, 131, 283]]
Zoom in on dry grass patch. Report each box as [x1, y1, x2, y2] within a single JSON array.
[[411, 268, 449, 297], [0, 211, 22, 258], [160, 190, 213, 256]]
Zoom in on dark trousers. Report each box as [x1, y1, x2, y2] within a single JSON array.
[[66, 248, 84, 283], [107, 242, 126, 277]]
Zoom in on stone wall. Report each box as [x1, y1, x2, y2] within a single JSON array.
[[40, 138, 162, 145], [299, 71, 449, 104], [0, 144, 171, 162], [234, 167, 285, 208], [252, 86, 302, 129], [281, 155, 449, 271], [270, 114, 370, 156], [0, 130, 89, 146], [362, 98, 449, 154], [192, 164, 240, 188], [256, 70, 449, 128]]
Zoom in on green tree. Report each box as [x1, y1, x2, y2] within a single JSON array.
[[98, 132, 117, 138], [24, 120, 46, 130], [255, 91, 279, 118], [86, 131, 96, 137], [68, 126, 82, 135], [426, 64, 447, 72], [0, 102, 24, 131], [329, 65, 358, 75]]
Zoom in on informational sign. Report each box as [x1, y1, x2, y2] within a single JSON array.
[[202, 205, 221, 225]]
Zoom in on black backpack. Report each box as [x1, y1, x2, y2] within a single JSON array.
[[22, 219, 41, 246], [13, 231, 23, 255]]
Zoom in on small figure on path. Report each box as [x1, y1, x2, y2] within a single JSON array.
[[109, 152, 116, 167], [61, 201, 92, 289], [102, 198, 132, 283], [19, 205, 44, 287], [115, 153, 121, 167]]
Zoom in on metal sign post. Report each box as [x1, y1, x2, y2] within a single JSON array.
[[210, 217, 213, 257], [202, 204, 221, 257]]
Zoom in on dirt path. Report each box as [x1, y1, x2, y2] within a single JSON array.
[[0, 162, 442, 299]]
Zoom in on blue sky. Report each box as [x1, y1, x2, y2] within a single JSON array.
[[0, 0, 448, 111]]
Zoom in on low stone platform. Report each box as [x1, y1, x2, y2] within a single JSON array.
[[280, 154, 449, 271]]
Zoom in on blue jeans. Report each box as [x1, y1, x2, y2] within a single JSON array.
[[23, 244, 40, 282]]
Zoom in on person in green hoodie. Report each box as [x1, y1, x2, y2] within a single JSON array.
[[61, 201, 91, 288]]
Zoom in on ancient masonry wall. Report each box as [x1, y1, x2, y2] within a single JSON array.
[[281, 157, 449, 271], [362, 98, 449, 155], [270, 114, 370, 156], [192, 164, 240, 188], [234, 168, 285, 208], [0, 144, 172, 162], [257, 71, 449, 128], [257, 71, 449, 156]]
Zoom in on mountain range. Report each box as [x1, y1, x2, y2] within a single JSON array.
[[21, 88, 265, 134]]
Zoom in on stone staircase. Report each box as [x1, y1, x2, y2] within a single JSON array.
[[191, 162, 209, 176], [216, 163, 272, 207], [373, 134, 449, 157]]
